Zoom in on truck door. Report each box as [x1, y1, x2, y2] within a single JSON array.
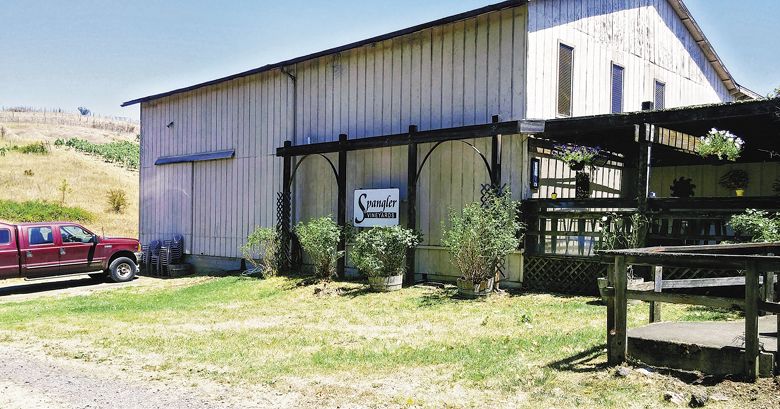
[[58, 225, 101, 274], [0, 224, 19, 279], [21, 226, 61, 278]]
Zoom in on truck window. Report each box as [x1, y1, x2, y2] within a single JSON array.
[[28, 227, 54, 245], [0, 229, 9, 245], [60, 226, 93, 243]]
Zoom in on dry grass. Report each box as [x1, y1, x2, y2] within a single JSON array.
[[0, 276, 774, 408], [0, 119, 138, 237]]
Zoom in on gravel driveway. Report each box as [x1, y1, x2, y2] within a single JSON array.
[[0, 344, 295, 409]]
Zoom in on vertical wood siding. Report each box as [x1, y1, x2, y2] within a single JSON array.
[[140, 6, 529, 277], [139, 0, 739, 279], [525, 0, 732, 119]]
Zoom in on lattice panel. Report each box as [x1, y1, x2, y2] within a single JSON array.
[[523, 256, 608, 295]]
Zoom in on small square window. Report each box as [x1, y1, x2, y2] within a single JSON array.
[[0, 229, 9, 245]]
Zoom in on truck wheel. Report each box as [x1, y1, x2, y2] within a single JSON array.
[[109, 257, 137, 283]]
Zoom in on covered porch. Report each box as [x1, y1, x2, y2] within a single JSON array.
[[522, 98, 780, 294]]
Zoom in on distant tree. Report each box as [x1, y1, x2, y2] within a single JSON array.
[[77, 106, 91, 116], [771, 86, 780, 99]]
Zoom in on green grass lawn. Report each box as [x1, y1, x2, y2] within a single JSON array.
[[0, 275, 767, 408]]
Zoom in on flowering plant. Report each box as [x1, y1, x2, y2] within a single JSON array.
[[552, 144, 601, 168], [696, 128, 743, 161]]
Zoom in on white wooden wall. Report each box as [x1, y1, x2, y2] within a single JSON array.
[[525, 0, 732, 119], [140, 72, 292, 258], [139, 0, 740, 278], [140, 5, 529, 277]]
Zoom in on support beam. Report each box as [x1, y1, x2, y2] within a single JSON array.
[[406, 126, 418, 286], [280, 141, 293, 272], [635, 123, 654, 212], [336, 134, 348, 279], [490, 115, 502, 186], [650, 266, 663, 323], [608, 256, 628, 365], [744, 261, 760, 381]]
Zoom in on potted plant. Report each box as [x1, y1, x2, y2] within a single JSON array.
[[443, 189, 523, 297], [295, 216, 343, 280], [239, 226, 279, 278], [350, 226, 420, 292], [719, 169, 749, 197], [553, 144, 601, 198], [696, 128, 743, 161]]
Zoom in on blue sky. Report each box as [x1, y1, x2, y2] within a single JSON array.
[[1, 0, 777, 120]]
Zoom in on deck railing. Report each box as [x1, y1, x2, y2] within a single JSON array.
[[600, 243, 780, 381], [524, 197, 780, 256]]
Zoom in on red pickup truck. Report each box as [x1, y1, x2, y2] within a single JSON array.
[[0, 222, 141, 283]]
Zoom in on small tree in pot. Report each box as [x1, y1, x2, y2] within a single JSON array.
[[719, 169, 749, 197], [295, 216, 343, 280], [443, 189, 522, 297], [350, 226, 421, 292]]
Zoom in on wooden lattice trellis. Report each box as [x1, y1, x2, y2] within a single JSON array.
[[523, 256, 608, 295]]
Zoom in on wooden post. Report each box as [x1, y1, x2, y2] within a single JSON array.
[[490, 115, 502, 186], [650, 266, 663, 323], [606, 263, 614, 343], [635, 123, 654, 212], [280, 141, 293, 272], [336, 134, 348, 279], [608, 256, 628, 365], [744, 261, 760, 381], [406, 125, 418, 286]]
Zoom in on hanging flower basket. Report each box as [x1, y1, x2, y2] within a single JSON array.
[[696, 128, 743, 161], [553, 144, 601, 170]]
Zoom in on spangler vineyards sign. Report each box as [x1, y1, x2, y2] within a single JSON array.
[[353, 188, 400, 227]]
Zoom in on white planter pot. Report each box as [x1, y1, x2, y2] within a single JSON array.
[[457, 277, 495, 298], [368, 274, 403, 292]]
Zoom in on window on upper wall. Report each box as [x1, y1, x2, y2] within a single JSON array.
[[611, 64, 624, 114], [557, 44, 574, 117], [654, 80, 666, 110]]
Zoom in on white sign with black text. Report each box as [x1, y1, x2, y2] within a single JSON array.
[[353, 188, 400, 227]]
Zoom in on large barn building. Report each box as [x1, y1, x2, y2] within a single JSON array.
[[123, 0, 763, 288]]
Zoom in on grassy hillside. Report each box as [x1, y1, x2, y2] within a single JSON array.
[[0, 109, 139, 238]]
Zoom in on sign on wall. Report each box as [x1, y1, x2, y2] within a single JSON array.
[[353, 188, 400, 227]]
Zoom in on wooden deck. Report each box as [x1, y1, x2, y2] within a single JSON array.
[[628, 317, 777, 377]]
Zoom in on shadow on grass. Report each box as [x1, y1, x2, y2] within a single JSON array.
[[546, 344, 609, 373], [0, 276, 114, 298]]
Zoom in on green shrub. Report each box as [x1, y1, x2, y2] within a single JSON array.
[[0, 200, 93, 223], [106, 189, 128, 213], [295, 217, 343, 279], [443, 190, 523, 284], [12, 141, 48, 154], [55, 138, 140, 169], [240, 227, 280, 277], [350, 226, 420, 278], [597, 212, 651, 250], [728, 209, 780, 243]]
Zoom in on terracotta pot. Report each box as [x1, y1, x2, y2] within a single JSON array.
[[456, 277, 495, 298], [368, 274, 403, 292]]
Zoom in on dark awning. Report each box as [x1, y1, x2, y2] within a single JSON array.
[[155, 149, 235, 165]]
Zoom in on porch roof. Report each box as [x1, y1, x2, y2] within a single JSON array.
[[540, 98, 780, 165]]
